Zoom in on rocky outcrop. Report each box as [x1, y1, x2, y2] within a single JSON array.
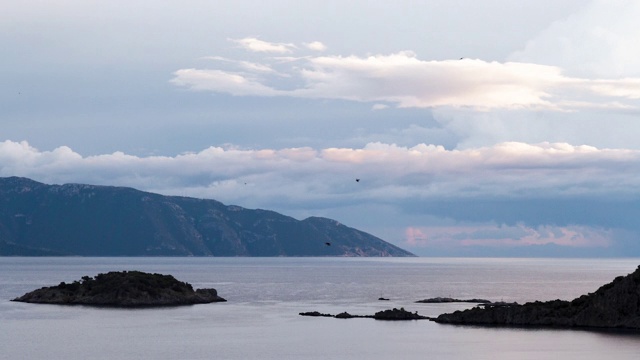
[[373, 308, 429, 320], [416, 297, 491, 304], [300, 307, 429, 320], [435, 265, 640, 330], [12, 271, 226, 307], [299, 311, 334, 318]]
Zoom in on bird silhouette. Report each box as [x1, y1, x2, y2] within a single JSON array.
[[355, 179, 360, 182], [325, 242, 331, 246]]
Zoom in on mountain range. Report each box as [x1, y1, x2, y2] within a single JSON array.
[[0, 177, 413, 257]]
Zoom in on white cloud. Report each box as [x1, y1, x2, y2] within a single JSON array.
[[202, 56, 277, 74], [173, 49, 640, 111], [304, 41, 327, 51], [230, 37, 296, 53], [587, 78, 640, 99], [171, 69, 279, 96], [372, 103, 389, 110], [510, 1, 640, 78]]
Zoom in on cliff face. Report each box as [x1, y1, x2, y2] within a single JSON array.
[[435, 265, 640, 330], [0, 177, 414, 257]]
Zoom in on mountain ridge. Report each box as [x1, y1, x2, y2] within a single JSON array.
[[0, 177, 413, 257]]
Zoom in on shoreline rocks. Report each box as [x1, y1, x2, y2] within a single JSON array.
[[435, 265, 640, 330], [300, 307, 429, 320], [12, 271, 226, 307], [374, 308, 429, 320], [416, 297, 492, 304]]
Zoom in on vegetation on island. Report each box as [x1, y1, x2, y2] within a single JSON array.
[[12, 271, 226, 307]]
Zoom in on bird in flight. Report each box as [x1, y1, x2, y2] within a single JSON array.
[[325, 242, 331, 246], [355, 179, 360, 182]]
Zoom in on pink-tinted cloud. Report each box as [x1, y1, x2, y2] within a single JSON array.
[[172, 46, 640, 111], [2, 140, 640, 203], [405, 227, 429, 246], [404, 224, 612, 249]]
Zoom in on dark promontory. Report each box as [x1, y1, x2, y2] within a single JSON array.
[[435, 265, 640, 330], [12, 271, 226, 307]]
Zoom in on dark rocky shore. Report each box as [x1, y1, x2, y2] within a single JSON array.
[[435, 265, 640, 330], [12, 271, 226, 307], [300, 307, 429, 320], [416, 297, 492, 304]]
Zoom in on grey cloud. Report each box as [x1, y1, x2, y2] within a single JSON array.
[[3, 140, 640, 213], [400, 198, 640, 232]]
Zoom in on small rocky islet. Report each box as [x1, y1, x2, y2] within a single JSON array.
[[12, 270, 226, 307]]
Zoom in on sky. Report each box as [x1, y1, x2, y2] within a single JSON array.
[[2, 0, 640, 256]]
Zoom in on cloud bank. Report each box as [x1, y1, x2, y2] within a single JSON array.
[[172, 39, 640, 111], [3, 140, 639, 201]]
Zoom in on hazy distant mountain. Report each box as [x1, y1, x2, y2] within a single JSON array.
[[0, 177, 413, 257]]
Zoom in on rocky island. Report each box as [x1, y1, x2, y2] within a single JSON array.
[[12, 271, 226, 307], [435, 265, 640, 330]]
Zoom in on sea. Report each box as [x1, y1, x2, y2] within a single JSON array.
[[1, 257, 640, 360]]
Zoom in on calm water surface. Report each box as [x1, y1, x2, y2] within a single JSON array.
[[1, 257, 639, 359]]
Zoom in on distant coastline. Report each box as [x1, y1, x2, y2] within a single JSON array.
[[0, 176, 414, 257]]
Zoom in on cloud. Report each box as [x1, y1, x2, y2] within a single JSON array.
[[171, 69, 279, 96], [404, 223, 613, 249], [230, 37, 296, 53], [405, 227, 429, 246], [509, 1, 640, 78], [3, 140, 640, 205], [371, 103, 389, 110], [304, 41, 327, 51], [201, 56, 278, 74], [173, 48, 640, 111]]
